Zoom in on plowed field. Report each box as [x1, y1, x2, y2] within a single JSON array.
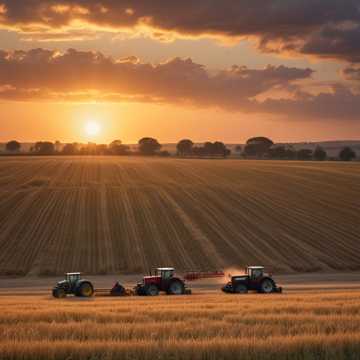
[[0, 156, 359, 275]]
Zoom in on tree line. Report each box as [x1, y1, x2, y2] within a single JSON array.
[[2, 137, 358, 161]]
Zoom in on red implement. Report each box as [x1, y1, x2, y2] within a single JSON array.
[[184, 271, 225, 281]]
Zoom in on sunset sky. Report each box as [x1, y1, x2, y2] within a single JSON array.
[[0, 1, 360, 143]]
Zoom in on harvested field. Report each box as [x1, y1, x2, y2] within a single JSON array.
[[0, 156, 359, 275], [1, 290, 360, 359]]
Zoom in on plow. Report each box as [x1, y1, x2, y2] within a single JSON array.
[[52, 266, 282, 298]]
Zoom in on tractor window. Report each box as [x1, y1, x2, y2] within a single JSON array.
[[162, 270, 173, 279], [251, 269, 263, 279]]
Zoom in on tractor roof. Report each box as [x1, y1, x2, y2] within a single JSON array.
[[157, 267, 174, 271], [66, 272, 81, 275], [248, 266, 264, 269]]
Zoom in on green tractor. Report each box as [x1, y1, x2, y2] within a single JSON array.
[[52, 272, 94, 298]]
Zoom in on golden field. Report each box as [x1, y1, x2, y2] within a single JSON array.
[[1, 291, 360, 359], [0, 156, 359, 275]]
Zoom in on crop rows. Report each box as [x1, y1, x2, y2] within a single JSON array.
[[0, 156, 359, 275]]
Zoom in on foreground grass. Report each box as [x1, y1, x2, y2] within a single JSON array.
[[1, 291, 360, 359]]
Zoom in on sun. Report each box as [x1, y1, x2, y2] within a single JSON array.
[[84, 121, 101, 137]]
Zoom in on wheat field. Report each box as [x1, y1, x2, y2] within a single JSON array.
[[0, 156, 359, 275], [0, 291, 360, 359]]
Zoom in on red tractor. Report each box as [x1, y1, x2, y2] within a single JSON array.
[[135, 267, 190, 296], [221, 266, 282, 294]]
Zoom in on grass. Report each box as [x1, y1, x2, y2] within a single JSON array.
[[1, 291, 360, 359], [0, 156, 359, 275]]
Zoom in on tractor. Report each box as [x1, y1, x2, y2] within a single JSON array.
[[135, 267, 190, 296], [52, 272, 94, 298], [221, 266, 282, 294]]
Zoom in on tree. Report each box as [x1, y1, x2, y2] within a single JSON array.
[[339, 147, 356, 161], [313, 146, 327, 161], [31, 142, 55, 155], [109, 140, 130, 155], [244, 137, 274, 158], [176, 139, 194, 156], [297, 148, 313, 160], [6, 140, 21, 152], [62, 143, 78, 155], [268, 145, 287, 159], [213, 141, 229, 158], [138, 137, 161, 155]]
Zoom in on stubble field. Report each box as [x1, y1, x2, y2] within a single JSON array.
[[1, 290, 360, 360], [0, 156, 359, 276]]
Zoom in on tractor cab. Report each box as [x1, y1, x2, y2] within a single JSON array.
[[246, 266, 264, 280], [66, 272, 81, 285], [156, 267, 175, 279]]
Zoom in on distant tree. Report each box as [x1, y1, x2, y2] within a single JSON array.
[[32, 141, 55, 155], [313, 146, 327, 161], [297, 148, 313, 160], [109, 140, 130, 155], [213, 141, 229, 158], [176, 139, 194, 156], [268, 145, 287, 159], [6, 140, 21, 152], [244, 137, 274, 158], [235, 145, 242, 155], [339, 147, 356, 161], [96, 144, 108, 155], [62, 143, 78, 155], [138, 137, 161, 155], [159, 150, 171, 157]]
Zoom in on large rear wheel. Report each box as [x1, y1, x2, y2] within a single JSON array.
[[77, 282, 94, 297], [167, 280, 185, 295], [260, 279, 275, 293]]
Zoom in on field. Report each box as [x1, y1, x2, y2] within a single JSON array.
[[0, 156, 359, 276], [1, 288, 360, 360]]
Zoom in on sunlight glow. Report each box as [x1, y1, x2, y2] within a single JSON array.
[[85, 121, 101, 137]]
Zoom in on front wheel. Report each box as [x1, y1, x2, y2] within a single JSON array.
[[145, 284, 159, 296], [53, 287, 66, 298], [234, 283, 248, 294]]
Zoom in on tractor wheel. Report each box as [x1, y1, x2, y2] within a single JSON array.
[[234, 284, 248, 294], [167, 280, 185, 295], [77, 282, 94, 297], [145, 284, 159, 296], [53, 287, 66, 298], [260, 279, 275, 293]]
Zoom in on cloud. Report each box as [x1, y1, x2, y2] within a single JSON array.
[[0, 47, 359, 121], [0, 1, 360, 61], [0, 48, 312, 104]]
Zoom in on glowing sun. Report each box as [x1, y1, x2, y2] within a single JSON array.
[[85, 121, 101, 137]]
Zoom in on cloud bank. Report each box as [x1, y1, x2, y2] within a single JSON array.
[[0, 48, 359, 121], [0, 1, 360, 62]]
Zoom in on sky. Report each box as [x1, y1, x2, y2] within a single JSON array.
[[0, 0, 360, 144]]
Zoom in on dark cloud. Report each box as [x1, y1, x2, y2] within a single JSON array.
[[259, 85, 360, 121], [0, 1, 360, 62], [0, 48, 312, 108]]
